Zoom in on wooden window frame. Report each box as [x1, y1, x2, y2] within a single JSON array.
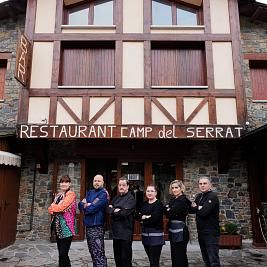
[[64, 0, 115, 25], [151, 0, 203, 26], [249, 59, 267, 101], [59, 41, 116, 87], [0, 60, 7, 100], [151, 41, 207, 87]]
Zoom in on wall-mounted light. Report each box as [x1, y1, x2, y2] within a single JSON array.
[[41, 116, 47, 124]]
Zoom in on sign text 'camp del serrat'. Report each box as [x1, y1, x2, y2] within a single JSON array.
[[18, 125, 244, 139]]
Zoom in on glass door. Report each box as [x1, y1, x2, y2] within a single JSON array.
[[120, 162, 144, 211], [119, 161, 145, 240], [152, 162, 177, 239]]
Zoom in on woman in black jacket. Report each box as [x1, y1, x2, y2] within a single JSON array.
[[166, 180, 191, 267], [136, 185, 165, 267]]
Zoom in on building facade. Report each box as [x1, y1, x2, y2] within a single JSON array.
[[1, 0, 265, 247], [0, 0, 26, 248], [239, 0, 267, 246]]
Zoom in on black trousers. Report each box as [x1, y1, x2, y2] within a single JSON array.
[[56, 236, 73, 267], [144, 245, 163, 267], [198, 234, 221, 267], [113, 239, 133, 267], [170, 240, 188, 267]]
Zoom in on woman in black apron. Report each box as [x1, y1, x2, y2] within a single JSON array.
[[165, 180, 191, 267], [136, 184, 165, 267]]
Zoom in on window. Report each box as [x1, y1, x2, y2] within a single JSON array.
[[94, 0, 113, 25], [177, 5, 197, 25], [0, 60, 7, 99], [60, 41, 115, 86], [249, 60, 267, 100], [66, 0, 113, 25], [152, 0, 172, 25], [68, 4, 89, 25], [152, 0, 201, 26], [151, 42, 206, 87]]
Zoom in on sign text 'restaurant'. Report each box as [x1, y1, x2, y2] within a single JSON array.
[[18, 125, 244, 139]]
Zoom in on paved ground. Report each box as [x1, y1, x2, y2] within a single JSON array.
[[0, 240, 267, 266]]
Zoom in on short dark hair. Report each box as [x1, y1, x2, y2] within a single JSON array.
[[119, 177, 129, 185], [59, 175, 71, 183], [146, 184, 158, 192]]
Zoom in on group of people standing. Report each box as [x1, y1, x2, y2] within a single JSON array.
[[48, 175, 221, 267]]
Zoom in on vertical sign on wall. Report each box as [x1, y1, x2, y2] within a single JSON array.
[[15, 33, 32, 87]]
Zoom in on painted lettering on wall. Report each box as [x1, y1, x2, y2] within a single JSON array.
[[18, 125, 244, 139]]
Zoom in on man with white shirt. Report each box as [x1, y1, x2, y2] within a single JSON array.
[[191, 176, 221, 267]]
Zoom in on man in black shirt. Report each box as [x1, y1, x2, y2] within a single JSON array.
[[107, 177, 136, 267], [191, 176, 221, 267]]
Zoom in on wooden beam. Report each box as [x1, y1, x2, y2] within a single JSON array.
[[58, 97, 82, 124], [51, 41, 61, 88], [244, 53, 267, 60], [144, 96, 152, 124], [115, 96, 122, 125], [151, 97, 177, 124], [82, 96, 90, 123], [208, 96, 217, 124], [185, 97, 208, 124], [49, 96, 57, 124], [89, 96, 115, 124], [176, 97, 184, 123], [28, 88, 237, 97]]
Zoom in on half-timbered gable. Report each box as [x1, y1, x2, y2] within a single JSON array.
[[18, 0, 245, 139]]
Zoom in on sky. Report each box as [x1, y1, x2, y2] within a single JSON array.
[[0, 0, 8, 3]]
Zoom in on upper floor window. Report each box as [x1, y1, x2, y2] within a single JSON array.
[[151, 42, 206, 87], [59, 41, 115, 87], [249, 60, 267, 101], [0, 60, 7, 100], [152, 0, 201, 26], [94, 0, 113, 25], [66, 0, 113, 25], [68, 4, 89, 25], [177, 5, 197, 25], [152, 0, 172, 25]]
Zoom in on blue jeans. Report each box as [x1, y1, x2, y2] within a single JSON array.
[[198, 234, 221, 267]]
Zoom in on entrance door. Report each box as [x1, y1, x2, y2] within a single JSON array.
[[117, 160, 182, 240], [118, 161, 145, 240], [0, 167, 20, 248], [152, 162, 178, 239]]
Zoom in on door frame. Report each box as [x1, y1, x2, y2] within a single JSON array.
[[117, 159, 183, 240]]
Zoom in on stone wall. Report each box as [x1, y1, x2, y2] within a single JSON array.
[[17, 141, 252, 240], [17, 152, 53, 240], [0, 15, 24, 128], [184, 142, 251, 239], [240, 16, 267, 129]]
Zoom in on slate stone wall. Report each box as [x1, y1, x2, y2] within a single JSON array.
[[240, 16, 267, 129], [0, 16, 25, 128]]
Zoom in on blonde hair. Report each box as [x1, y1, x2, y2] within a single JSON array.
[[169, 180, 186, 195]]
